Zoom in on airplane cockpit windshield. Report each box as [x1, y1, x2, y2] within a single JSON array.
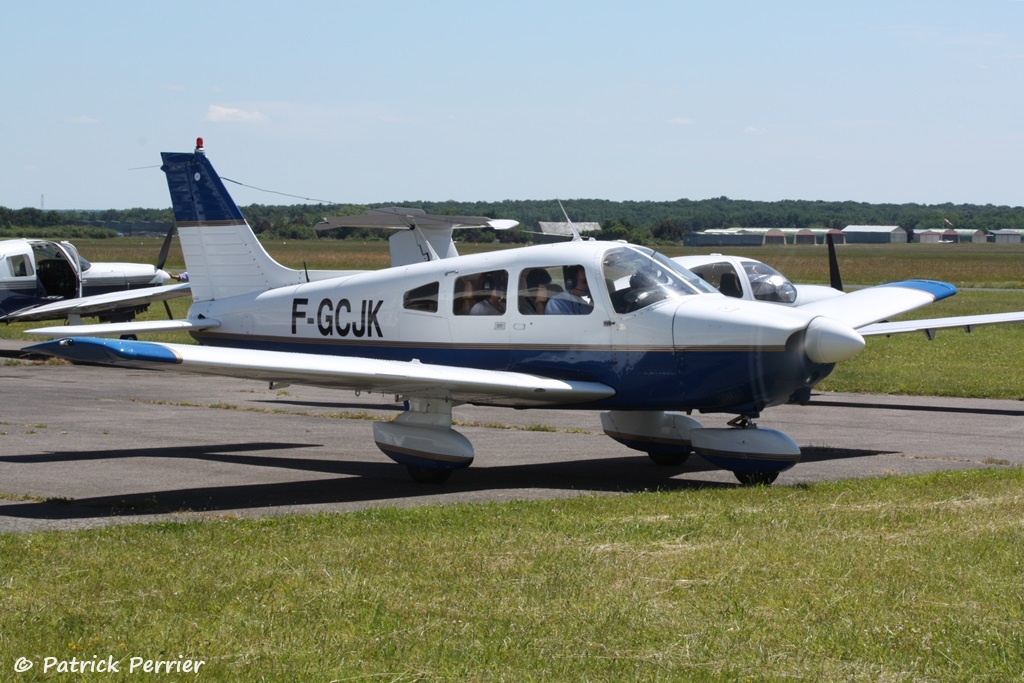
[[741, 261, 797, 304], [602, 246, 716, 314]]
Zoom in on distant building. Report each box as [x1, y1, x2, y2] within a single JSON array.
[[807, 228, 845, 245], [684, 231, 765, 249], [990, 229, 1024, 244], [684, 227, 847, 247], [915, 229, 944, 244], [842, 225, 907, 244], [952, 229, 986, 243]]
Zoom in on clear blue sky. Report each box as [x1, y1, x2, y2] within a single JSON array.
[[4, 1, 1023, 210]]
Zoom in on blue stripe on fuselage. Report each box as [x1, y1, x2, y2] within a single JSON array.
[[191, 332, 831, 414]]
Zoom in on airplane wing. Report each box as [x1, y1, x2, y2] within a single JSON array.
[[0, 283, 191, 324], [799, 279, 1024, 337], [798, 280, 957, 329], [315, 208, 518, 232], [859, 311, 1024, 338], [26, 337, 616, 408]]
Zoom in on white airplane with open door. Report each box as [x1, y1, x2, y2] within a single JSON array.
[[0, 229, 190, 325], [26, 139, 1024, 485]]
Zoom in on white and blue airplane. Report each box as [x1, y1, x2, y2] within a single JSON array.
[[25, 140, 1024, 485], [0, 233, 189, 324]]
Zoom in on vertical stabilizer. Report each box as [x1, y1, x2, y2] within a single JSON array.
[[160, 139, 302, 301]]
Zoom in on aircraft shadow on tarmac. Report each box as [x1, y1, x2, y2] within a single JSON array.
[[807, 398, 1024, 417], [0, 442, 889, 521]]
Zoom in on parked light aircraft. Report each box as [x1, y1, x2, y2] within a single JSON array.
[[675, 233, 848, 307], [674, 253, 845, 307], [26, 140, 1024, 485], [0, 233, 190, 324]]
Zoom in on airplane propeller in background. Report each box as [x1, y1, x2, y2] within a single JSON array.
[[156, 224, 177, 318], [826, 232, 844, 292]]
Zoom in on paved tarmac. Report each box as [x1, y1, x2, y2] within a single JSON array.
[[1, 341, 1022, 531]]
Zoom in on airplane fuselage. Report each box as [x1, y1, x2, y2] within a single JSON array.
[[186, 241, 837, 415]]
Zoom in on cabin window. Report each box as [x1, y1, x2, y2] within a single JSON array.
[[7, 255, 32, 278], [403, 281, 439, 312], [542, 265, 594, 315], [517, 267, 559, 315], [453, 270, 508, 316], [688, 261, 744, 298], [602, 246, 713, 314], [741, 261, 796, 303]]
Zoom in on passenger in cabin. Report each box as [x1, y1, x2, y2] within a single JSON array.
[[470, 275, 505, 315], [519, 268, 552, 315], [546, 265, 593, 315]]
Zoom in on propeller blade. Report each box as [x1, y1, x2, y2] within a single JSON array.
[[826, 233, 844, 292], [156, 224, 175, 272]]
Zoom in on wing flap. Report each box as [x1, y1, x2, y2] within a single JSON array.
[[27, 337, 615, 407]]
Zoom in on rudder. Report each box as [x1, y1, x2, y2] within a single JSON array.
[[160, 139, 301, 301]]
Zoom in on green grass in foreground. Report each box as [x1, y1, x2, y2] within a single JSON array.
[[2, 468, 1022, 681]]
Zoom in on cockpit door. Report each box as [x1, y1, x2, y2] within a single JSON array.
[[30, 240, 82, 300]]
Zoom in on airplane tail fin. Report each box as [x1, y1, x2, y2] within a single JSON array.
[[160, 139, 302, 302]]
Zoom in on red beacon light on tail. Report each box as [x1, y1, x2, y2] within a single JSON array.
[[195, 137, 205, 153]]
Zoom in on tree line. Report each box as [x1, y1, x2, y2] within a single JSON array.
[[3, 197, 1023, 244]]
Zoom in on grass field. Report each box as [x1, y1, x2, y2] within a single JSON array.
[[1, 468, 1022, 681]]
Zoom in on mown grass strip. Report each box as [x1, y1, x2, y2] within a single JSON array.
[[1, 468, 1021, 681]]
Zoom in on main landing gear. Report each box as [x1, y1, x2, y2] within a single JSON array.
[[601, 410, 800, 486], [372, 401, 800, 487]]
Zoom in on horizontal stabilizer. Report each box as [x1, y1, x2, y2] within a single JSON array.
[[28, 338, 616, 408]]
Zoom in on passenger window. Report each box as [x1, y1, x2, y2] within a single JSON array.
[[403, 282, 439, 312], [517, 267, 557, 315], [689, 262, 743, 298], [8, 255, 32, 278], [453, 270, 508, 316], [544, 265, 593, 315]]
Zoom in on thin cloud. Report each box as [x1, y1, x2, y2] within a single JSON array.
[[69, 115, 98, 125], [205, 105, 267, 123]]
